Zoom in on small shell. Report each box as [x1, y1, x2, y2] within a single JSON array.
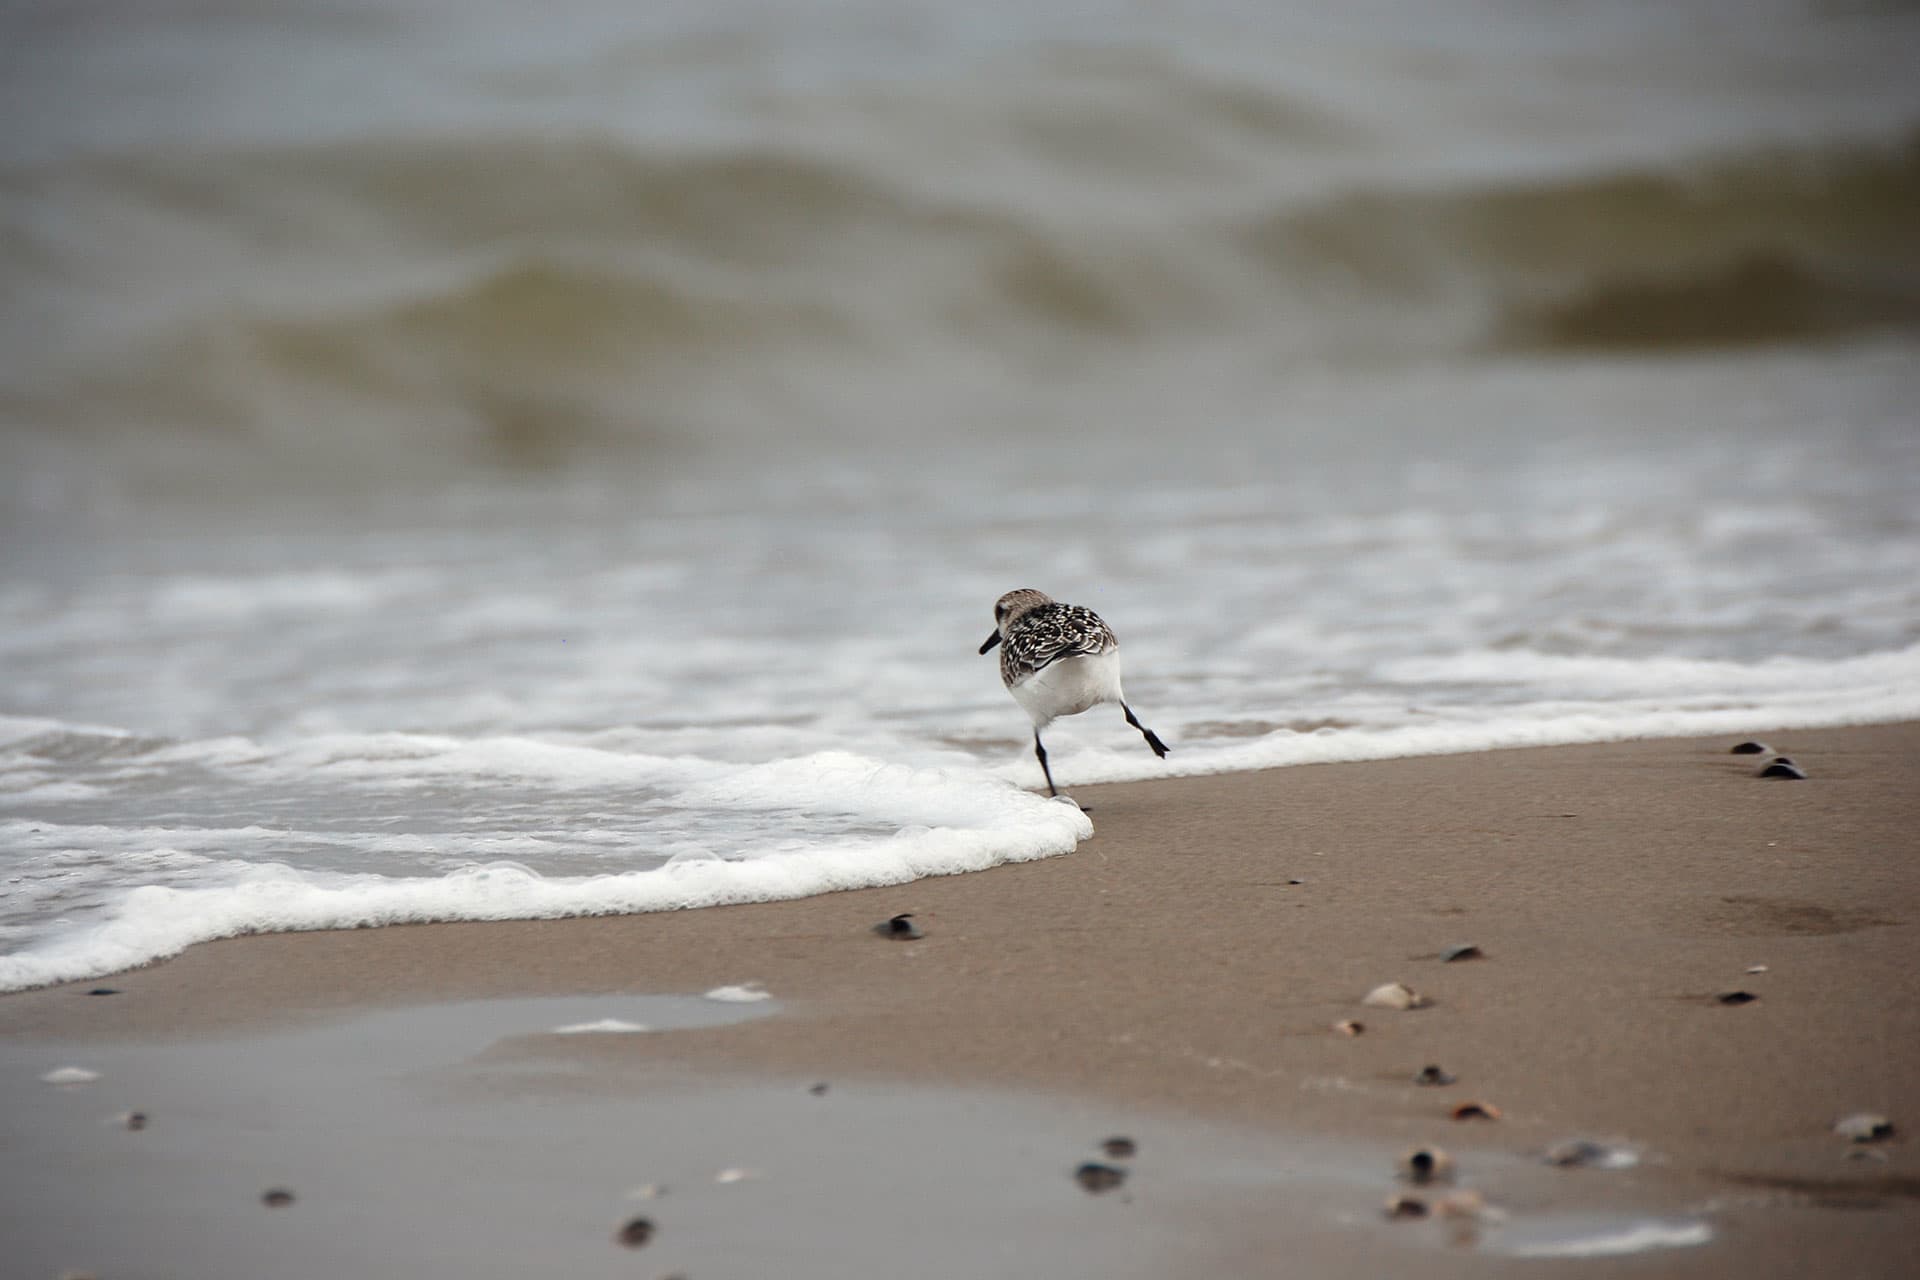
[[1729, 741, 1770, 755], [1435, 1189, 1489, 1220], [1100, 1136, 1137, 1159], [1363, 982, 1431, 1011], [1398, 1145, 1455, 1184], [1074, 1162, 1128, 1194], [1757, 759, 1807, 780], [808, 1082, 830, 1096], [1716, 990, 1759, 1006], [1333, 1019, 1366, 1036], [627, 1183, 668, 1200], [1439, 944, 1483, 963], [614, 1216, 655, 1248], [1543, 1138, 1637, 1169], [1450, 1101, 1501, 1122], [1383, 1194, 1429, 1220], [124, 1111, 149, 1132], [874, 913, 924, 940], [260, 1188, 295, 1208], [86, 987, 119, 996], [1745, 964, 1769, 975], [1833, 1112, 1895, 1143], [714, 1167, 759, 1184], [1414, 1065, 1457, 1087]]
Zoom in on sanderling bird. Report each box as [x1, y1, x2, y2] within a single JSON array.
[[978, 589, 1169, 797]]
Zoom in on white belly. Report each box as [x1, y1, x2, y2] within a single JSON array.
[[1009, 651, 1124, 728]]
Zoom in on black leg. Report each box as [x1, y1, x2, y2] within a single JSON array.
[[1034, 731, 1058, 797], [1122, 702, 1169, 758]]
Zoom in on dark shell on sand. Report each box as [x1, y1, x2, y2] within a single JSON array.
[[1399, 1146, 1454, 1184], [1415, 1065, 1457, 1087], [808, 1082, 830, 1096], [1543, 1138, 1610, 1168], [1834, 1113, 1896, 1143], [1716, 990, 1760, 1006], [615, 1216, 656, 1248], [1074, 1162, 1128, 1194], [1730, 741, 1770, 755], [1450, 1101, 1501, 1122], [1384, 1194, 1429, 1220], [1100, 1136, 1137, 1159], [86, 987, 120, 996], [125, 1111, 148, 1131], [1439, 944, 1483, 963], [1758, 758, 1807, 779], [874, 913, 924, 939], [1333, 1019, 1366, 1036], [261, 1189, 295, 1208]]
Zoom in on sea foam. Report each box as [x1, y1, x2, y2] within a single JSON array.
[[0, 751, 1091, 993]]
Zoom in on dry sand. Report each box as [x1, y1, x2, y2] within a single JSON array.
[[4, 724, 1917, 1277]]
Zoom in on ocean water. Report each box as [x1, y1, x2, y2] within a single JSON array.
[[3, 0, 1918, 990]]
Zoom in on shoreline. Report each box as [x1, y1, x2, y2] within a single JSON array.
[[4, 724, 1918, 1275]]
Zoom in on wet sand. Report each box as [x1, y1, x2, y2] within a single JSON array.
[[4, 724, 1918, 1276]]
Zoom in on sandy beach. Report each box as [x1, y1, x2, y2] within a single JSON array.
[[4, 723, 1917, 1277]]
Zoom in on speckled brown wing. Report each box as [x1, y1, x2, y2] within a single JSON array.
[[998, 603, 1117, 686]]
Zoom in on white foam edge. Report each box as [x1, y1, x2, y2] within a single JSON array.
[[1503, 1219, 1713, 1258], [703, 984, 772, 1003], [41, 1066, 101, 1085], [550, 1018, 650, 1034], [1000, 665, 1920, 788], [0, 785, 1091, 993]]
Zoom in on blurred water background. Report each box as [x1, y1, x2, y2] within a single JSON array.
[[3, 0, 1918, 987]]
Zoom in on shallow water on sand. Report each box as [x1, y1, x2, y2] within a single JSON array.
[[0, 992, 1715, 1279]]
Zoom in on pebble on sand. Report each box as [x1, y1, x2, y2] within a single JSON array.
[[86, 987, 119, 996], [124, 1111, 149, 1131], [1362, 982, 1432, 1011], [41, 1066, 100, 1085], [1332, 1019, 1366, 1036], [1833, 1113, 1896, 1143], [808, 1081, 830, 1096], [1439, 944, 1483, 963], [1715, 990, 1759, 1006], [615, 1216, 656, 1248], [1729, 741, 1770, 755], [1414, 1065, 1457, 1087], [1383, 1194, 1429, 1220], [1450, 1101, 1502, 1122], [261, 1189, 296, 1208], [1435, 1189, 1491, 1221], [1398, 1146, 1455, 1185], [1543, 1138, 1638, 1169], [874, 913, 924, 940], [1757, 757, 1807, 779], [1074, 1162, 1128, 1194], [1101, 1136, 1137, 1159]]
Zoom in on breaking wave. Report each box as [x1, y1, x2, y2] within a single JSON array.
[[5, 121, 1917, 493]]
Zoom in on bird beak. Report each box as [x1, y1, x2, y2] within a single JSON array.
[[978, 629, 1002, 655]]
